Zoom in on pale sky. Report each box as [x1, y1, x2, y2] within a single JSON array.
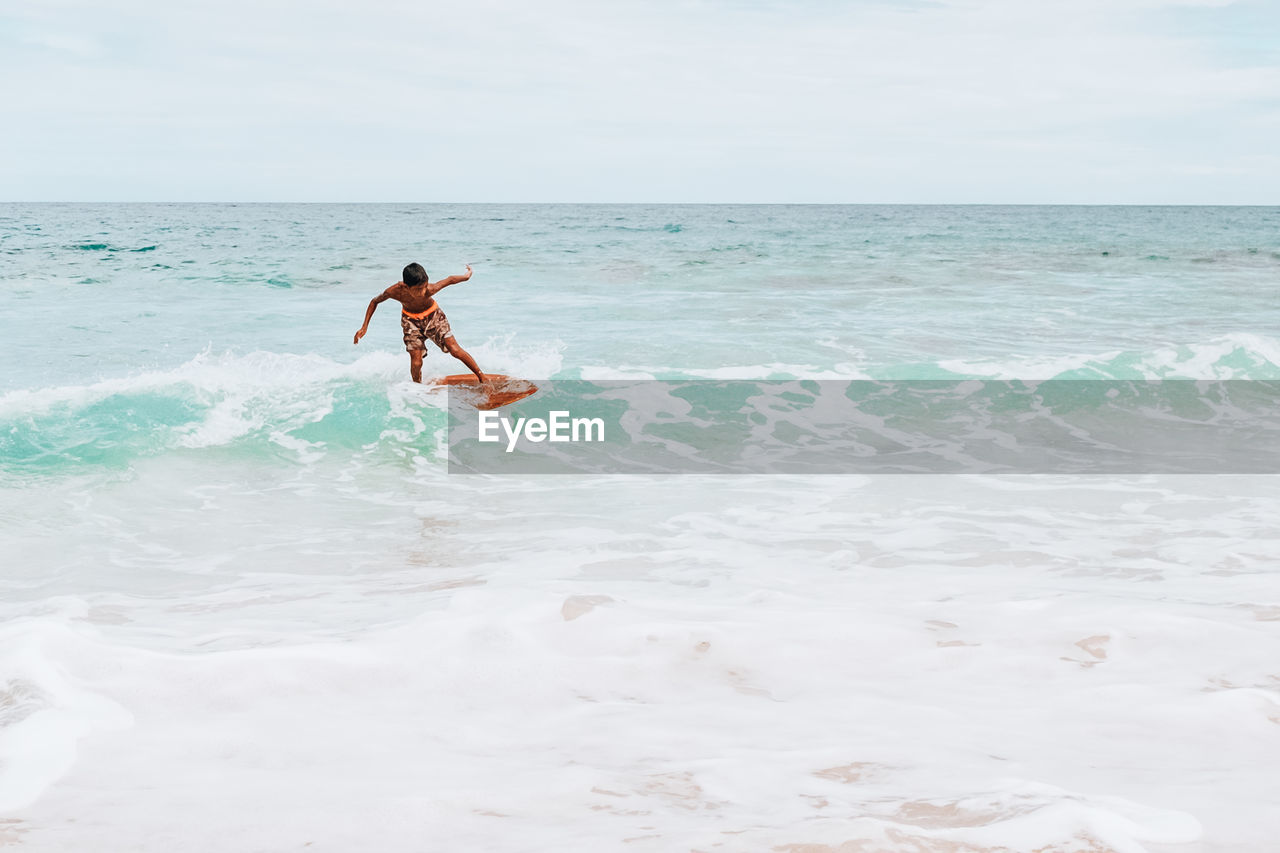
[[2, 0, 1277, 202]]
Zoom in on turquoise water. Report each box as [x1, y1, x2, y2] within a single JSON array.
[[4, 204, 1280, 388], [4, 204, 1279, 473], [3, 205, 1280, 851]]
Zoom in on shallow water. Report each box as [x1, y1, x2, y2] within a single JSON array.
[[2, 205, 1279, 851]]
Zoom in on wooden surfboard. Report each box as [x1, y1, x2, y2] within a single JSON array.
[[432, 374, 539, 410]]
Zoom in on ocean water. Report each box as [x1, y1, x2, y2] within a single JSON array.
[[2, 204, 1279, 852]]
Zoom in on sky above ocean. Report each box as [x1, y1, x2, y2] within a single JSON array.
[[2, 0, 1278, 202]]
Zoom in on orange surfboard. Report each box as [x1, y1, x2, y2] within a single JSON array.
[[433, 374, 539, 410]]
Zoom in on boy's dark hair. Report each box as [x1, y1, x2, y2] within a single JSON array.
[[403, 262, 427, 287]]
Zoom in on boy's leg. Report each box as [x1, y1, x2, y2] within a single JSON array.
[[402, 314, 427, 383], [442, 337, 486, 383], [408, 348, 425, 383]]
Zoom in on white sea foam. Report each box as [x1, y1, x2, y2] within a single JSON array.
[[0, 618, 132, 812], [0, 349, 399, 418], [938, 333, 1280, 379], [581, 362, 874, 380], [0, 334, 563, 422], [3, 473, 1279, 850], [0, 337, 564, 465], [5, 206, 1280, 851]]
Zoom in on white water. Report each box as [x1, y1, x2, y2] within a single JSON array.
[[5, 205, 1280, 851], [6, 462, 1280, 850]]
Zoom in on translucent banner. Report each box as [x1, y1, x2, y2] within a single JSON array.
[[446, 380, 1280, 475]]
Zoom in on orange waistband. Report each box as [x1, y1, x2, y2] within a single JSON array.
[[402, 303, 438, 320]]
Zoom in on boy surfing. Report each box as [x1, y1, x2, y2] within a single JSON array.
[[353, 262, 487, 384]]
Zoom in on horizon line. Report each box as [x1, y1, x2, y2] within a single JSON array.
[[3, 201, 1279, 207]]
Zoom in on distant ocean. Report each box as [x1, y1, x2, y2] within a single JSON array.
[[2, 204, 1279, 852]]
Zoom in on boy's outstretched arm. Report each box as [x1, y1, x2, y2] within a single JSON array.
[[427, 264, 472, 296], [354, 286, 396, 344]]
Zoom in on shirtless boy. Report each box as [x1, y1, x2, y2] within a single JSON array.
[[353, 262, 486, 384]]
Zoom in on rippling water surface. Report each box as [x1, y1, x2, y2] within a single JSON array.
[[2, 204, 1279, 852]]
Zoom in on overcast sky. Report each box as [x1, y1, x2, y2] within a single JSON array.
[[2, 0, 1277, 202]]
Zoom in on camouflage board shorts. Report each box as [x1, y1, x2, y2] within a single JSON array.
[[401, 308, 452, 353]]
